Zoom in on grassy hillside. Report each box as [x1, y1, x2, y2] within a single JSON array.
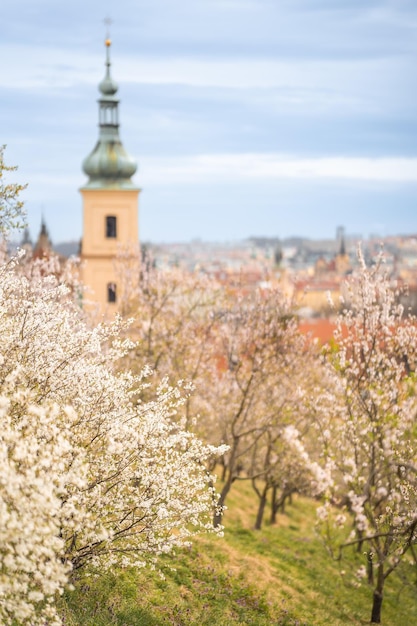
[[60, 480, 417, 625]]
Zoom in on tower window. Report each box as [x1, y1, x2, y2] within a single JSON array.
[[106, 215, 117, 238], [107, 282, 117, 303]]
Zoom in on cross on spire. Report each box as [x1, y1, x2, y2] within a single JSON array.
[[104, 16, 113, 41]]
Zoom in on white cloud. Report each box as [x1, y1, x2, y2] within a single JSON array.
[[1, 36, 412, 125], [0, 43, 406, 95], [140, 153, 417, 185]]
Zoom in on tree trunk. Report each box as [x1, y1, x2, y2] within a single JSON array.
[[214, 440, 239, 527], [270, 486, 293, 523], [367, 551, 374, 586], [220, 458, 227, 482], [370, 565, 384, 624], [357, 529, 364, 553], [371, 590, 383, 624], [270, 485, 278, 525], [254, 484, 269, 530], [213, 471, 233, 527]]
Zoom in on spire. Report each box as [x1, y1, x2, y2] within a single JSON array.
[[340, 234, 346, 256], [82, 35, 138, 189], [98, 37, 118, 98], [20, 227, 32, 248], [337, 226, 346, 256], [33, 217, 53, 258]]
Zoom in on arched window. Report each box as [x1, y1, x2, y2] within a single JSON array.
[[107, 282, 117, 303], [106, 215, 117, 238]]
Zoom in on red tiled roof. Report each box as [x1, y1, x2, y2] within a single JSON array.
[[298, 318, 337, 344]]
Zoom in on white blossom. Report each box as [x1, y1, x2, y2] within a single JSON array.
[[0, 252, 224, 624], [311, 249, 417, 622]]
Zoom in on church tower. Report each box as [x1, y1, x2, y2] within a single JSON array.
[[80, 37, 140, 311]]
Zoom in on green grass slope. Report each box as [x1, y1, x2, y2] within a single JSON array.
[[60, 480, 417, 625]]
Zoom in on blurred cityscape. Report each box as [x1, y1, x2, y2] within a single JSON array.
[[145, 228, 417, 318], [17, 224, 417, 328]]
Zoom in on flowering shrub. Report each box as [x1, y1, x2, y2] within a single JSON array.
[[0, 394, 77, 625], [0, 253, 224, 625]]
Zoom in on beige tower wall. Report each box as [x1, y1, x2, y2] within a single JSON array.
[[80, 187, 140, 313]]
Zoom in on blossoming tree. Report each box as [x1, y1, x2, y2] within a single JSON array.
[[312, 251, 417, 624], [117, 252, 224, 424], [0, 145, 26, 234], [120, 255, 316, 529], [201, 286, 313, 527]]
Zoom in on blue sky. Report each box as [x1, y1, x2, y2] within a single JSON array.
[[1, 0, 416, 244]]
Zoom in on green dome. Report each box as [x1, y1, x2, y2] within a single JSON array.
[[82, 133, 137, 185]]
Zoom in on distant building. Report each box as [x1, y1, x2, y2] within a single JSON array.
[[19, 227, 33, 255], [32, 219, 53, 259], [16, 219, 69, 283], [314, 227, 351, 278], [295, 227, 351, 316], [80, 37, 140, 312], [19, 219, 57, 261]]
